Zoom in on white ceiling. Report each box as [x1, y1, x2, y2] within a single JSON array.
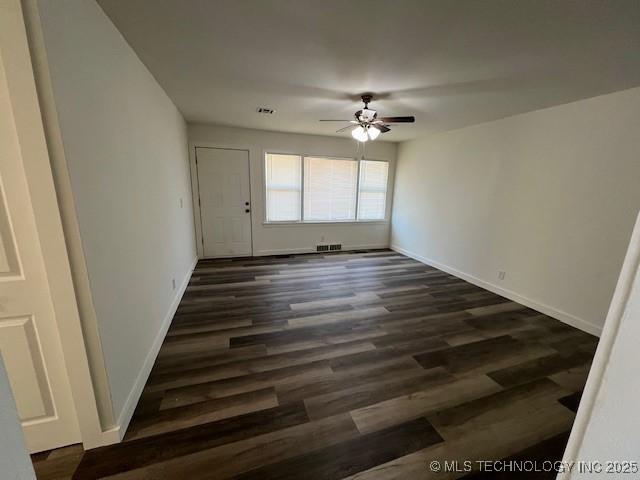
[[98, 0, 640, 142]]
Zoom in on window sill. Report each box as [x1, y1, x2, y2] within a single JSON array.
[[262, 220, 389, 227]]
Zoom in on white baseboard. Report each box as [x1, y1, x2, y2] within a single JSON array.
[[115, 256, 198, 439], [391, 244, 602, 337], [254, 246, 316, 256], [255, 244, 389, 257]]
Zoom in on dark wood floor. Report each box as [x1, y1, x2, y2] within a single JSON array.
[[32, 249, 597, 479]]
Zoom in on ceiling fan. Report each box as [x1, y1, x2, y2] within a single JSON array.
[[320, 94, 415, 142]]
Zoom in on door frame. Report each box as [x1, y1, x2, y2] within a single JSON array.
[[190, 143, 254, 258], [1, 0, 116, 450]]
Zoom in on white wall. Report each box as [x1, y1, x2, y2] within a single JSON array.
[[188, 124, 398, 256], [391, 87, 640, 335], [37, 0, 196, 429]]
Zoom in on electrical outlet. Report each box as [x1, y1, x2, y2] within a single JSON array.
[[498, 271, 506, 280], [172, 278, 176, 290]]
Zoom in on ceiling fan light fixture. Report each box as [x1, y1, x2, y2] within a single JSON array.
[[351, 125, 368, 142], [367, 125, 381, 140], [321, 94, 414, 140]]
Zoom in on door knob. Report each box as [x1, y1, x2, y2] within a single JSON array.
[[245, 202, 250, 206], [245, 209, 250, 213]]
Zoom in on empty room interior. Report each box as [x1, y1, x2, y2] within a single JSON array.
[[2, 0, 640, 478]]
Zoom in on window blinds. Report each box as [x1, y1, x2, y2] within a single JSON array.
[[264, 154, 389, 222], [265, 153, 302, 221], [303, 157, 358, 221], [357, 160, 389, 220]]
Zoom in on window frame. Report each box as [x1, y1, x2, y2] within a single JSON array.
[[263, 151, 390, 225]]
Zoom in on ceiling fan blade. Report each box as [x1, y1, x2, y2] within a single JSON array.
[[374, 124, 391, 133], [379, 116, 415, 123], [319, 119, 354, 122], [336, 124, 358, 133]]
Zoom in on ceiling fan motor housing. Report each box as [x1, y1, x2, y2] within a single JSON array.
[[361, 94, 373, 107]]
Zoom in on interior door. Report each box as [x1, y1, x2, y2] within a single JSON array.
[[196, 147, 252, 257], [0, 43, 80, 451]]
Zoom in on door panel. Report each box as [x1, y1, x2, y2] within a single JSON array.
[[0, 315, 53, 420], [196, 148, 252, 257], [0, 46, 80, 452]]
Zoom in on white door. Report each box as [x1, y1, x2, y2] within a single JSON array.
[[0, 40, 80, 451], [196, 147, 252, 257]]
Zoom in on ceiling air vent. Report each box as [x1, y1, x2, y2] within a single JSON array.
[[256, 107, 275, 114]]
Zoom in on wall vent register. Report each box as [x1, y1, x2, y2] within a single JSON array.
[[316, 244, 342, 252]]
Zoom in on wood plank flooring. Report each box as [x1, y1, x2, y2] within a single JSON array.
[[32, 249, 598, 479]]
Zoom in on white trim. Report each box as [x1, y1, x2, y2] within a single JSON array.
[[201, 253, 252, 259], [188, 144, 203, 258], [391, 244, 602, 337], [255, 243, 389, 257], [262, 220, 389, 227], [115, 256, 198, 438]]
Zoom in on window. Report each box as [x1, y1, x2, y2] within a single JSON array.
[[357, 160, 389, 220], [304, 157, 358, 221], [265, 153, 301, 221], [264, 153, 389, 223]]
